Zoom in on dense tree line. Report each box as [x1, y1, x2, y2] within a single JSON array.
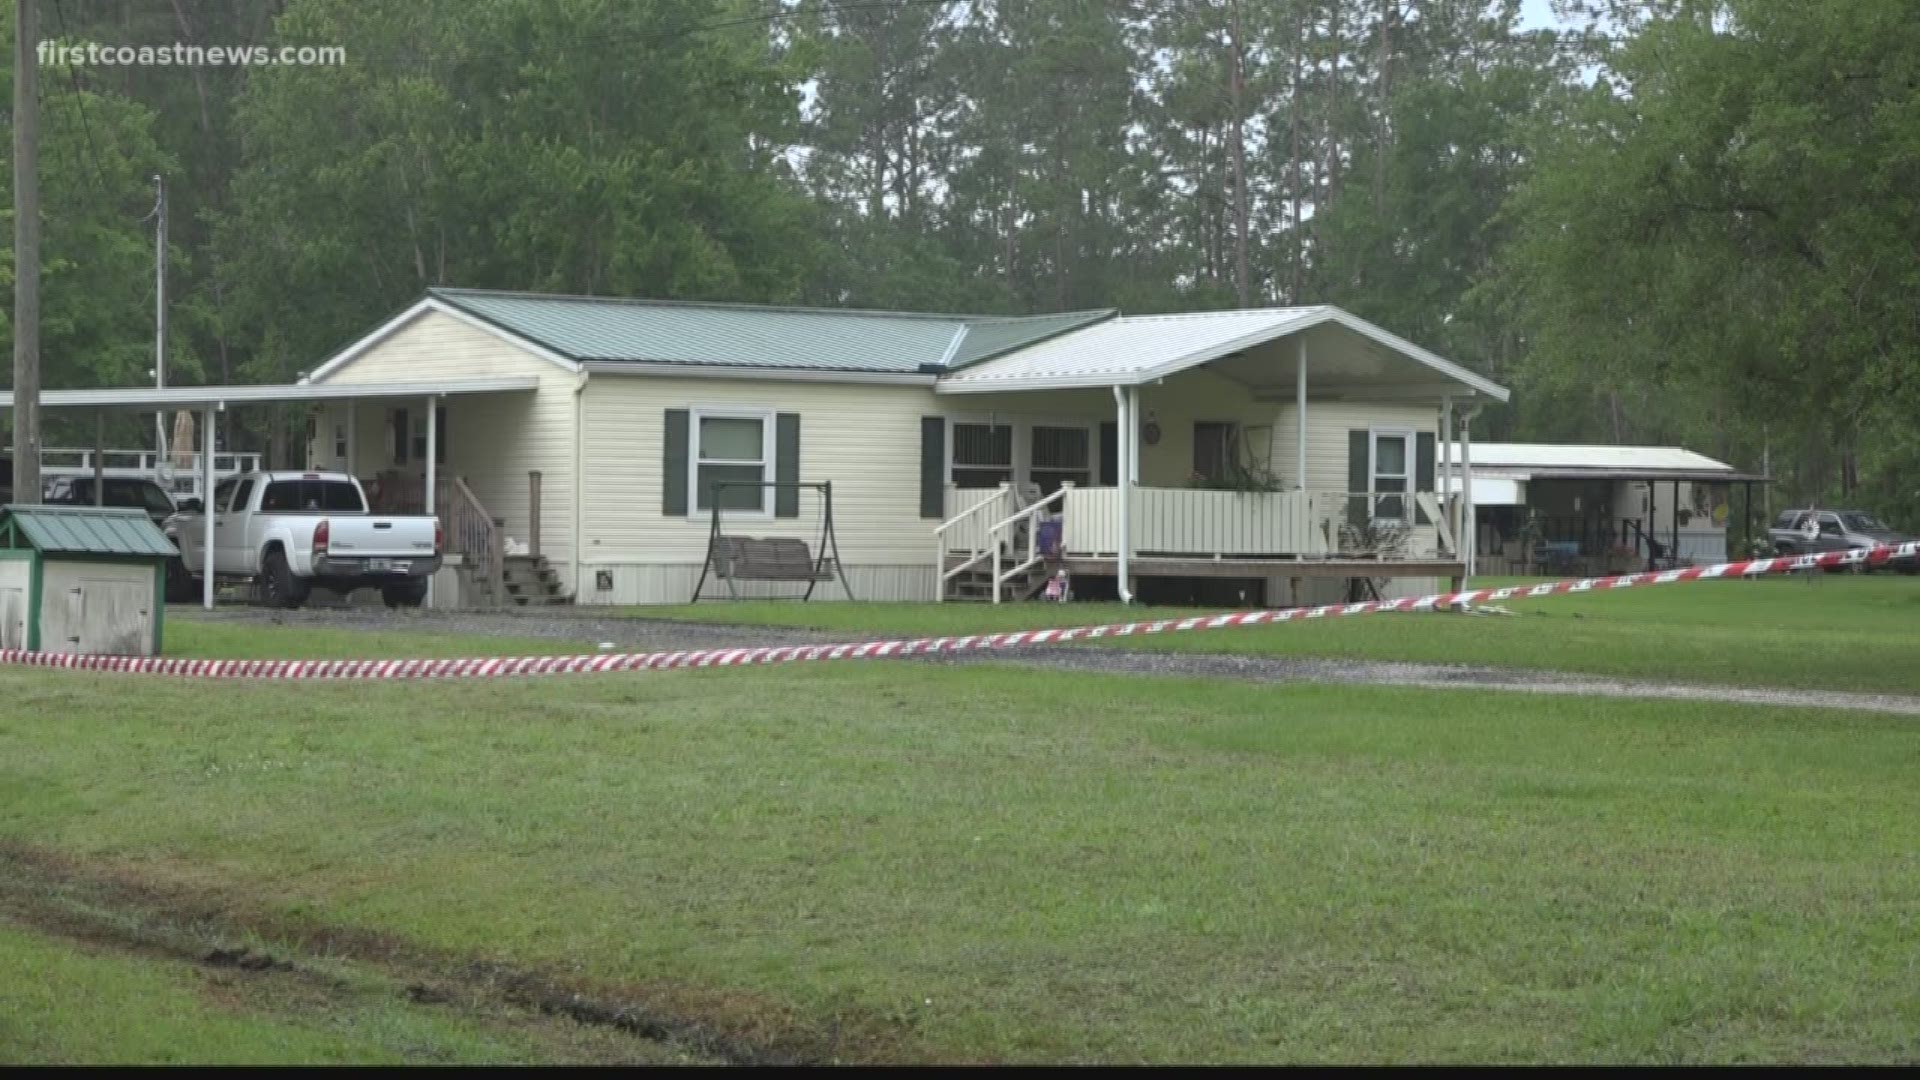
[[3, 0, 1916, 524]]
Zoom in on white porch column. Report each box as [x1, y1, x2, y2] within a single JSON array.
[[1460, 410, 1476, 579], [201, 405, 217, 611], [1295, 337, 1308, 491], [344, 400, 357, 477], [93, 412, 105, 506], [1439, 397, 1454, 555], [1112, 384, 1134, 603], [424, 396, 438, 606]]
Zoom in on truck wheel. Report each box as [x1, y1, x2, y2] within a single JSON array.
[[261, 550, 308, 610], [382, 580, 429, 609], [164, 558, 198, 603]]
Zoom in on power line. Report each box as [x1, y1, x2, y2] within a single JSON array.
[[50, 0, 110, 195]]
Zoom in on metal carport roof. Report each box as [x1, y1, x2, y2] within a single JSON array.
[[0, 377, 538, 412]]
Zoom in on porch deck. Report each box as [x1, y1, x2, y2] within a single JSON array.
[[937, 483, 1467, 602]]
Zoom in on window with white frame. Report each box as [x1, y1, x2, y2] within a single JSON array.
[[950, 422, 1013, 488], [693, 410, 773, 513], [1029, 424, 1091, 495], [1370, 429, 1411, 519]]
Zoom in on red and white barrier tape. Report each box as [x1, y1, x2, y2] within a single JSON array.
[[3, 541, 1915, 681]]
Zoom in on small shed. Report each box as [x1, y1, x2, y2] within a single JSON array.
[[0, 505, 175, 655]]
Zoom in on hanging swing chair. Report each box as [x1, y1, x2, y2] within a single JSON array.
[[691, 480, 854, 602]]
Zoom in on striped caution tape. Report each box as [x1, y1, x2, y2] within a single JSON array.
[[3, 540, 1915, 681]]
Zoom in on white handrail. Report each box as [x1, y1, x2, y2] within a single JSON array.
[[989, 487, 1068, 603], [935, 486, 1013, 537], [933, 484, 1015, 602]]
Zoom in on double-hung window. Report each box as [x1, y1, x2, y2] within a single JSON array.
[[950, 422, 1014, 488], [1370, 430, 1411, 520], [692, 410, 773, 514], [1029, 425, 1091, 495]]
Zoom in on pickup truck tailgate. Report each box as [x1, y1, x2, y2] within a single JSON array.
[[322, 517, 437, 559]]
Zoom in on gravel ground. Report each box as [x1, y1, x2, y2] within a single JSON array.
[[174, 605, 839, 651], [175, 605, 1920, 716]]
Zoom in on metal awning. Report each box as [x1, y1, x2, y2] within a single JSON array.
[[0, 376, 539, 412], [1454, 443, 1766, 483], [936, 306, 1509, 400]]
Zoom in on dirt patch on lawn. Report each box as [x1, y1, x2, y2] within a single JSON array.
[[0, 840, 912, 1064], [933, 647, 1920, 715], [173, 606, 1920, 715]]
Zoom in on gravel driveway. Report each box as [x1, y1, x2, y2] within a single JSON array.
[[176, 606, 1920, 716]]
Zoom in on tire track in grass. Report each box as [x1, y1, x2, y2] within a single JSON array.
[[0, 841, 898, 1065]]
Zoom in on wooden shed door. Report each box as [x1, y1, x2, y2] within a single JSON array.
[[0, 587, 24, 649], [42, 576, 152, 655]]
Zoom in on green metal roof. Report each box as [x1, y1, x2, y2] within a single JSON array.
[[0, 505, 176, 558], [429, 288, 1115, 374]]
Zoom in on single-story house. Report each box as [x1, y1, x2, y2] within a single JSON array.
[[1443, 443, 1766, 574], [296, 288, 1510, 606]]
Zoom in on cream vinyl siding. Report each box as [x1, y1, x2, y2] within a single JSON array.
[[307, 309, 580, 594], [579, 374, 942, 602], [1269, 400, 1446, 556]]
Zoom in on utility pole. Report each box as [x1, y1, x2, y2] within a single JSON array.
[[148, 174, 168, 482], [12, 0, 41, 504], [1227, 0, 1250, 307]]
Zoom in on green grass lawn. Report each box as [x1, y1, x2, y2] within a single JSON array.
[[0, 920, 647, 1064], [5, 660, 1919, 1062], [619, 573, 1920, 695]]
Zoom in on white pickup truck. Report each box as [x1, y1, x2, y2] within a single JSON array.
[[170, 471, 442, 608]]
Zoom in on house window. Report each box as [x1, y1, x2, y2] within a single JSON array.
[[1370, 430, 1411, 519], [951, 422, 1013, 488], [1030, 425, 1091, 495], [1193, 422, 1236, 485], [692, 410, 772, 513], [333, 423, 347, 460]]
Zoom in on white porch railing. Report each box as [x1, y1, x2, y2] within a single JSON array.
[[1058, 487, 1464, 560], [33, 446, 263, 501], [932, 483, 1068, 603], [935, 485, 1466, 600], [933, 485, 1014, 602]]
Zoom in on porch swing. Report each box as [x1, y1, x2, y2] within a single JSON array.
[[691, 480, 854, 602]]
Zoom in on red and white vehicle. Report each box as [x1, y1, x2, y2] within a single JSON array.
[[170, 471, 441, 608]]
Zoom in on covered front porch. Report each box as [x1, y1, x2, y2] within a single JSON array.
[[927, 308, 1507, 602], [302, 384, 559, 606]]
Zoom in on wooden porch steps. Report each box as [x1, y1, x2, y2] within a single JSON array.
[[941, 553, 1053, 602], [480, 554, 569, 607]]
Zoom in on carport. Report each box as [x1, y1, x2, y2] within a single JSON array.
[[0, 377, 537, 610]]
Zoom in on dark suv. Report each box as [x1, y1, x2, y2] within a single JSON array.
[[43, 476, 179, 529]]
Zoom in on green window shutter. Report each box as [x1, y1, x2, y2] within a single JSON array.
[[774, 413, 801, 518], [663, 409, 690, 516], [1347, 429, 1370, 528], [1415, 431, 1436, 525], [920, 417, 945, 519]]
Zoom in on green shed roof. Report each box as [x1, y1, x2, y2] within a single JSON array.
[[0, 505, 176, 558], [429, 288, 1115, 373]]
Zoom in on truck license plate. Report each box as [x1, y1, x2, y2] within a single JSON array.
[[367, 558, 395, 573]]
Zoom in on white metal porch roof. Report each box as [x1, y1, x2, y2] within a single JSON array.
[[935, 306, 1509, 400], [0, 377, 539, 412], [1459, 443, 1761, 481]]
